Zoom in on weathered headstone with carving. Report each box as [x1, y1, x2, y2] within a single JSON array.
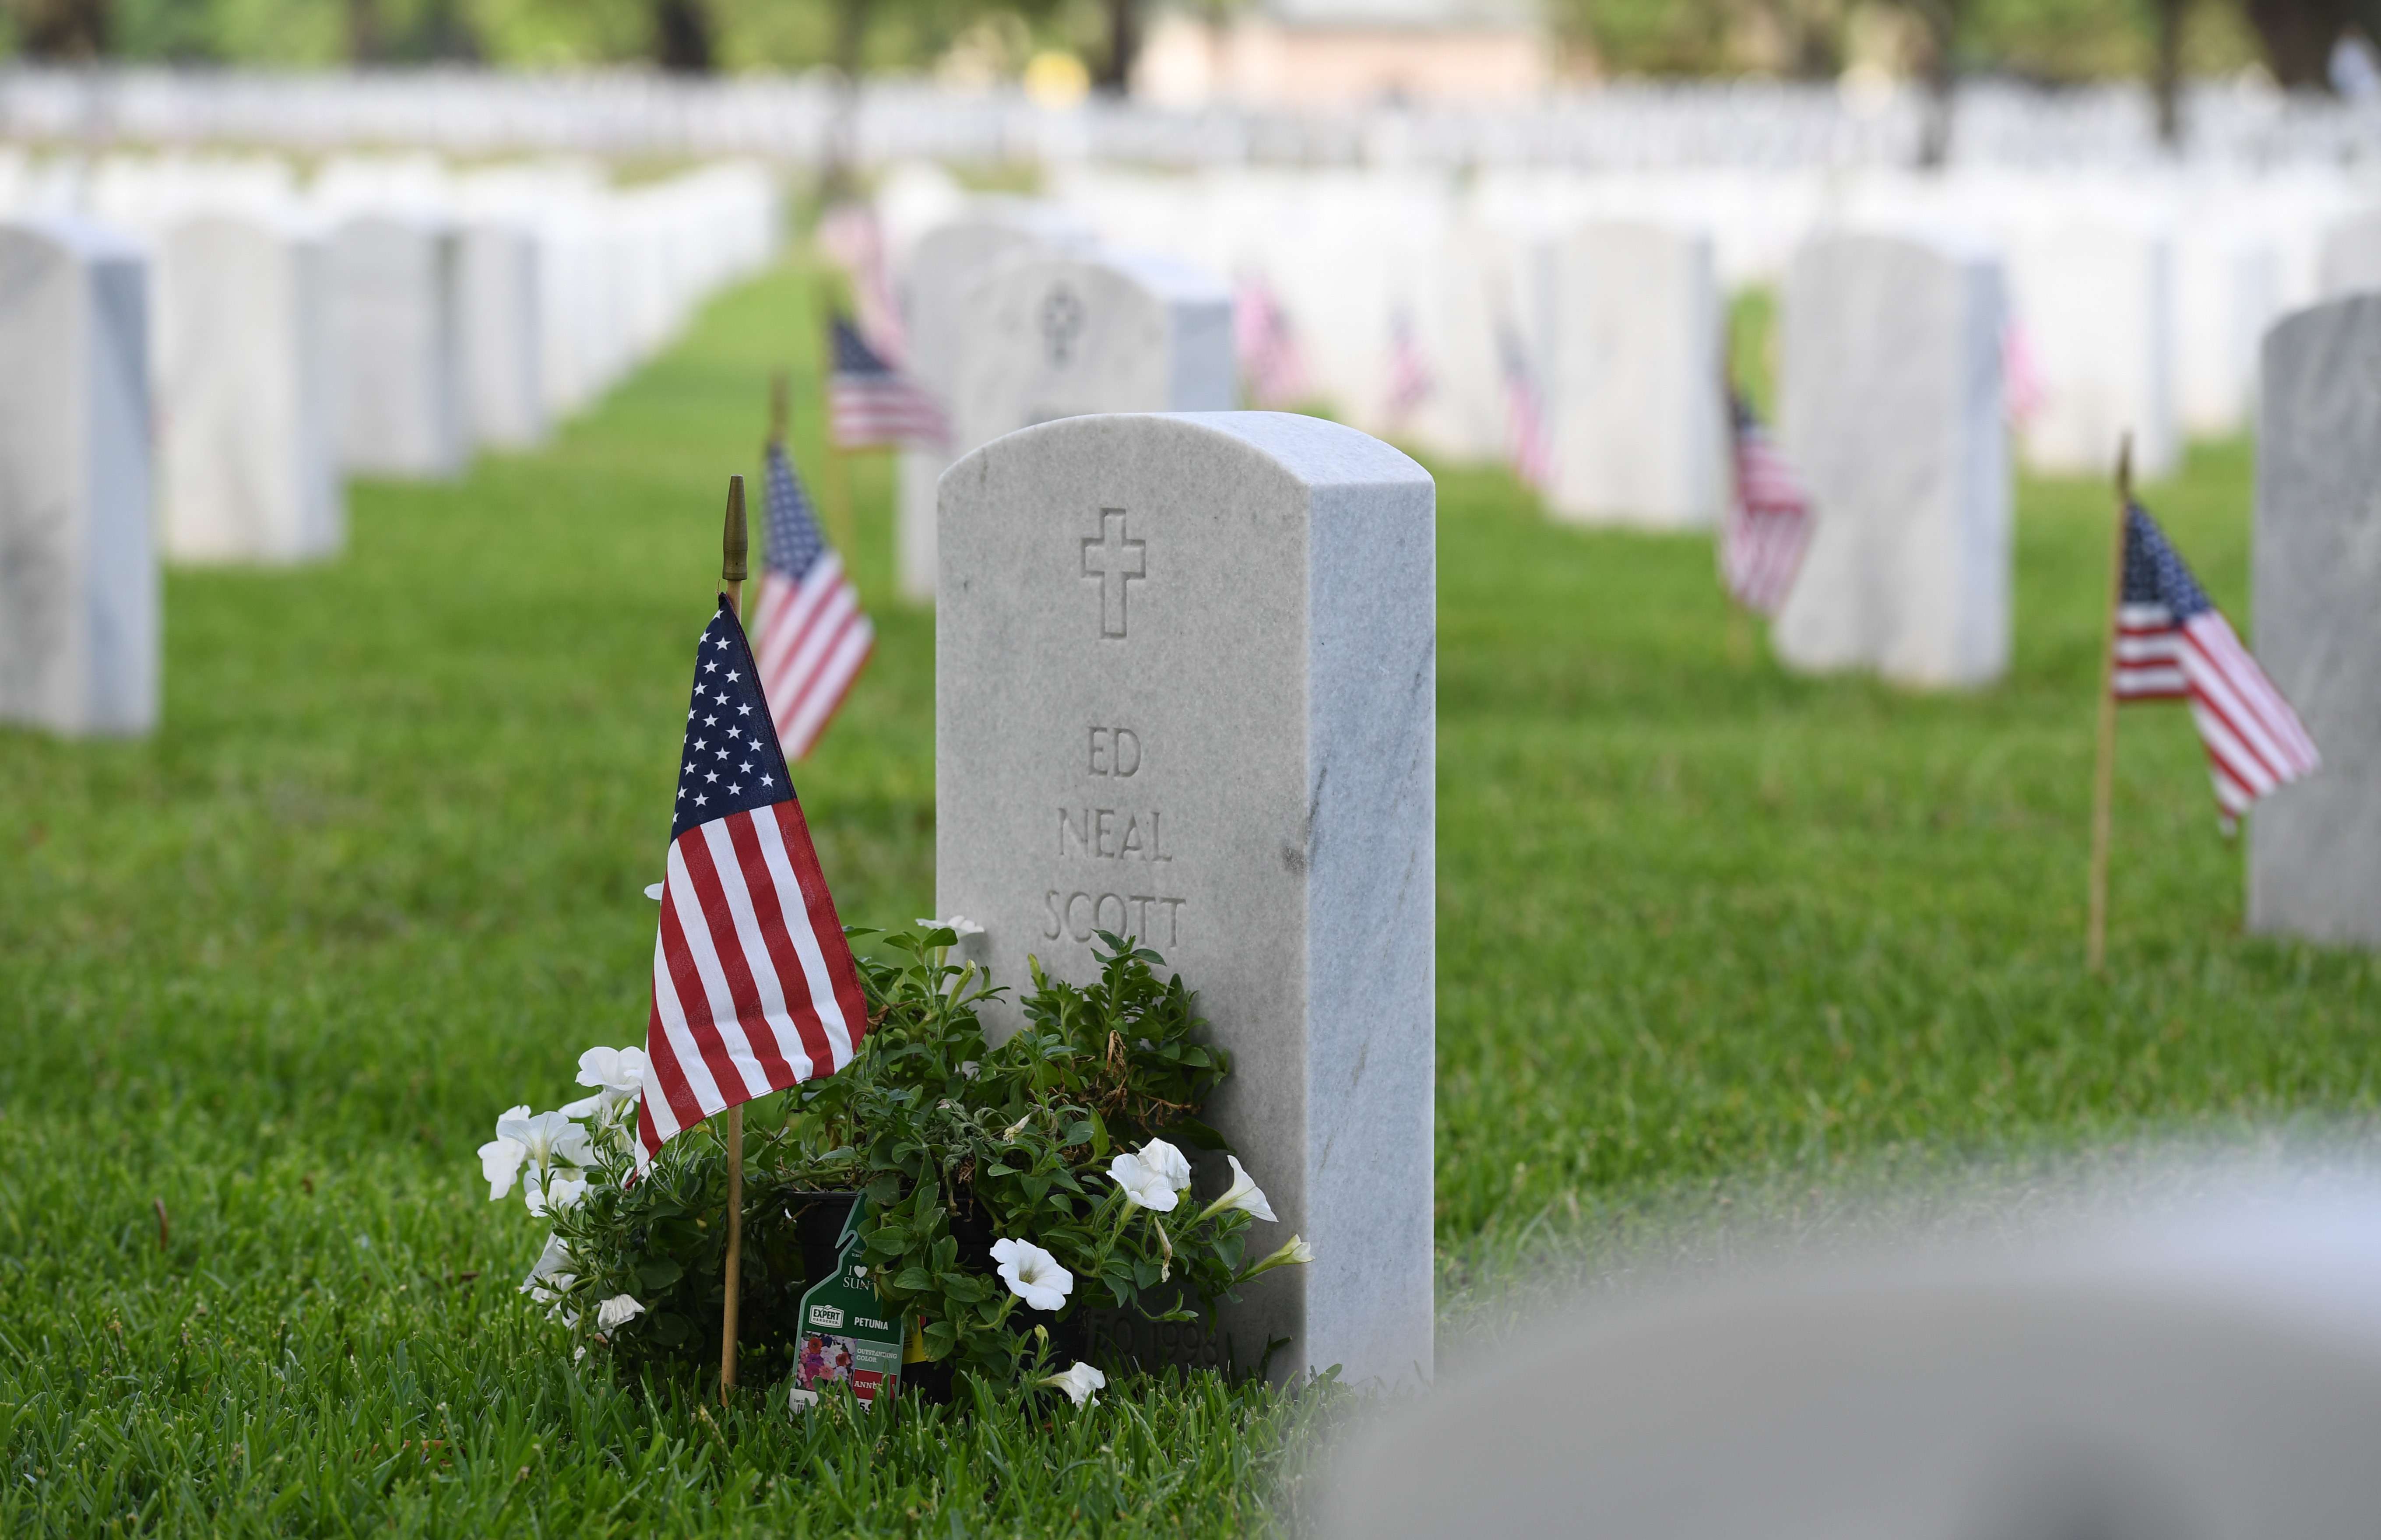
[[892, 204, 1088, 601], [0, 217, 158, 735], [1542, 220, 1726, 529], [953, 250, 1235, 459], [331, 214, 464, 478], [936, 410, 1435, 1389], [157, 212, 343, 563], [2250, 294, 2381, 947], [1773, 231, 2011, 689]]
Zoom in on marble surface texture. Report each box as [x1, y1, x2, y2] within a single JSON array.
[[936, 411, 1435, 1388]]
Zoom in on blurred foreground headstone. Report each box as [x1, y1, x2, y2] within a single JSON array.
[[0, 217, 157, 736], [1773, 231, 2010, 689], [2251, 294, 2381, 948], [936, 410, 1435, 1387], [1322, 1194, 2381, 1540], [157, 211, 342, 563]]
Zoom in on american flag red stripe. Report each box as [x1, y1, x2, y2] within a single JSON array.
[[638, 598, 869, 1160], [2113, 503, 2318, 830], [1719, 394, 1814, 618]]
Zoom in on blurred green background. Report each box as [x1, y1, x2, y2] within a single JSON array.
[[0, 0, 2343, 96]]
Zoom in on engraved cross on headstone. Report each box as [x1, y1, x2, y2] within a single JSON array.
[[1080, 508, 1144, 639], [1040, 283, 1087, 367]]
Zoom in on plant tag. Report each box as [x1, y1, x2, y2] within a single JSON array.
[[793, 1195, 906, 1406]]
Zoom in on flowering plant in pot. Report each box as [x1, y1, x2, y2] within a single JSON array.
[[477, 925, 1311, 1399]]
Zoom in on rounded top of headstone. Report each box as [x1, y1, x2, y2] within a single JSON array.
[[1798, 224, 2001, 272], [2, 213, 146, 264], [972, 246, 1233, 308], [943, 411, 1433, 501], [2266, 288, 2381, 361]]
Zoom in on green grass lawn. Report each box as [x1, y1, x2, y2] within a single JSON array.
[[4, 255, 2377, 1536]]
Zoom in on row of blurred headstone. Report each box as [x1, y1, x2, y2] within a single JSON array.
[[2, 70, 2376, 172], [876, 163, 2376, 691], [990, 160, 2381, 485], [0, 152, 781, 736], [881, 178, 2379, 945]]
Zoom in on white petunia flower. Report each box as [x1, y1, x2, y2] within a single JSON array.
[[1136, 1139, 1192, 1192], [528, 1169, 589, 1216], [1110, 1139, 1192, 1214], [595, 1294, 645, 1330], [477, 1105, 532, 1200], [1039, 1361, 1106, 1407], [498, 1108, 596, 1175], [1196, 1155, 1277, 1224], [520, 1233, 576, 1304], [990, 1238, 1073, 1312], [915, 915, 985, 937], [575, 1046, 649, 1104]]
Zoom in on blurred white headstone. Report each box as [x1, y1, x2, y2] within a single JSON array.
[[2011, 219, 2177, 479], [1542, 220, 1726, 529], [157, 212, 342, 563], [457, 220, 546, 450], [2250, 294, 2381, 947], [331, 214, 464, 478], [1773, 231, 2010, 689], [0, 217, 158, 735], [892, 203, 1087, 601]]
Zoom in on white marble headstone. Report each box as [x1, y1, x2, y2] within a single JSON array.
[[331, 214, 464, 478], [1773, 232, 2011, 689], [0, 217, 158, 735], [2250, 295, 2381, 947], [1542, 220, 1726, 529], [156, 212, 342, 563], [458, 220, 546, 450], [937, 411, 1435, 1389]]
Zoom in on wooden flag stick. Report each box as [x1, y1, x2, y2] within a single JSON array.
[[769, 368, 789, 448], [718, 474, 748, 1402], [2086, 434, 2132, 974]]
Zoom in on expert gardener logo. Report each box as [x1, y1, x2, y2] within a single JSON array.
[[810, 1305, 844, 1329]]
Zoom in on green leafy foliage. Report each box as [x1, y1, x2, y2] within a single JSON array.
[[544, 928, 1265, 1388]]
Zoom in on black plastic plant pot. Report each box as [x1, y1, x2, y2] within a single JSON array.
[[782, 1191, 860, 1288]]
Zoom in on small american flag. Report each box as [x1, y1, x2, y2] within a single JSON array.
[[1498, 328, 1553, 492], [1234, 275, 1309, 409], [637, 596, 869, 1160], [2114, 501, 2320, 831], [1718, 391, 1814, 618], [756, 439, 872, 761], [1386, 308, 1434, 428], [828, 316, 947, 450]]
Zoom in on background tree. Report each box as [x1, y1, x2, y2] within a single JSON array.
[[653, 0, 714, 68], [14, 0, 109, 56]]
